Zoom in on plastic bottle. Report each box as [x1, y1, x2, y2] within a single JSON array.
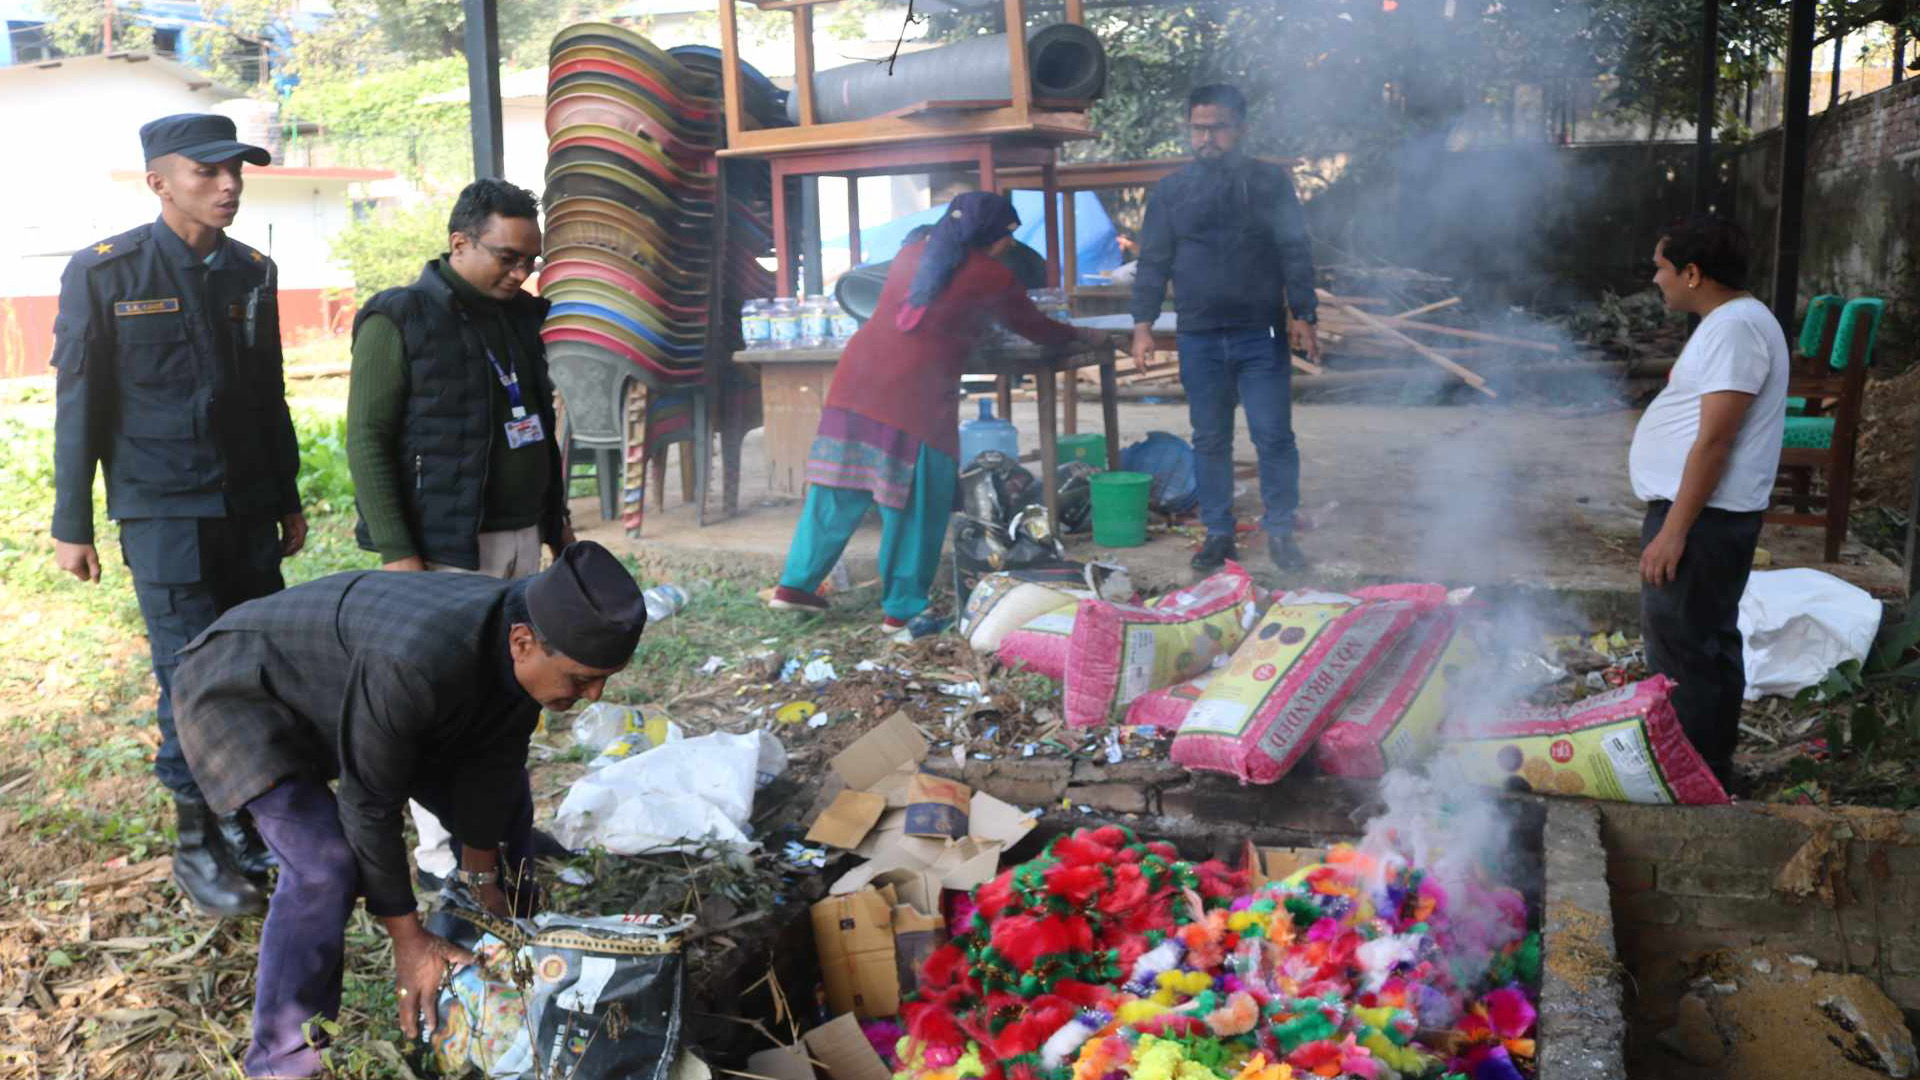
[[829, 298, 859, 343], [800, 295, 830, 347], [740, 298, 771, 350], [958, 398, 1019, 469], [769, 298, 799, 349], [643, 583, 689, 623]]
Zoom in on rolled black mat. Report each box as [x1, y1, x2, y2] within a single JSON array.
[[786, 23, 1105, 125]]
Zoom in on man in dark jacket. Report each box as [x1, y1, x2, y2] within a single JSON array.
[[347, 178, 575, 885], [50, 113, 307, 917], [347, 177, 572, 574], [1129, 84, 1319, 575], [172, 542, 645, 1079]]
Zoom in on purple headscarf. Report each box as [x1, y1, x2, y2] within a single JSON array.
[[895, 191, 1021, 332]]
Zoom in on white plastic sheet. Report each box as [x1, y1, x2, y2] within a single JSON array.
[[550, 730, 786, 854], [1738, 568, 1882, 700]]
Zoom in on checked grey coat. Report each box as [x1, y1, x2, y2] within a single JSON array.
[[172, 570, 539, 916]]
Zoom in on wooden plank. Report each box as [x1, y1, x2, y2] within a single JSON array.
[[1393, 296, 1461, 320], [793, 6, 817, 127], [716, 112, 1093, 157], [1036, 364, 1060, 528], [1316, 289, 1495, 397], [717, 0, 747, 144], [759, 362, 837, 495], [879, 99, 1013, 120], [1099, 359, 1121, 470], [1371, 318, 1560, 353], [1065, 0, 1084, 22], [1042, 162, 1060, 288], [846, 176, 861, 266], [1005, 0, 1031, 123]]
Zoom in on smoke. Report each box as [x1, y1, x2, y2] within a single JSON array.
[[1356, 769, 1526, 993]]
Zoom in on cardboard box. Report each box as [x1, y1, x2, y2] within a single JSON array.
[[807, 789, 888, 849], [903, 773, 972, 839], [1243, 840, 1322, 890], [829, 712, 929, 792], [801, 1013, 893, 1080], [746, 1045, 818, 1080], [892, 904, 946, 998], [810, 888, 899, 1019], [832, 790, 1036, 898]]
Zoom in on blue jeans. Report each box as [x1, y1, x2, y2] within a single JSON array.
[[1177, 328, 1298, 539]]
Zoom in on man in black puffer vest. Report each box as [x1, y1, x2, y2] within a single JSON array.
[[346, 178, 574, 887]]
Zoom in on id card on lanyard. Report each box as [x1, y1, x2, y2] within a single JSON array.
[[475, 321, 546, 449]]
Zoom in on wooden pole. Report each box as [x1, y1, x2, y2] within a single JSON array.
[[846, 177, 862, 267], [794, 6, 817, 126], [1392, 296, 1461, 320], [462, 0, 504, 180], [1004, 0, 1031, 125], [1694, 0, 1719, 212], [1772, 0, 1815, 328], [1042, 162, 1061, 288], [1317, 290, 1494, 397], [718, 0, 745, 144]]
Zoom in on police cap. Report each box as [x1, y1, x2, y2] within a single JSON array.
[[139, 114, 271, 167]]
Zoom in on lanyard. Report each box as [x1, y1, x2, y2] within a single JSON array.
[[462, 308, 527, 419], [480, 339, 527, 419]]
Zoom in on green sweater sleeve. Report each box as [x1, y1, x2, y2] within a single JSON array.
[[346, 314, 418, 562]]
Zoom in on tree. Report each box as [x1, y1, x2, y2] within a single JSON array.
[[305, 0, 626, 70], [282, 57, 472, 181], [329, 199, 454, 304], [38, 0, 155, 55]]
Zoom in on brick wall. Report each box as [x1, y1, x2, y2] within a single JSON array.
[[1600, 801, 1920, 1025], [1738, 77, 1920, 357]]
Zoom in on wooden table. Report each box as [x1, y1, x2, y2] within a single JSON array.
[[734, 342, 1122, 530]]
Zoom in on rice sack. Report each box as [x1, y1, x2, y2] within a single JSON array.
[[1062, 562, 1260, 728], [1125, 671, 1217, 730], [1432, 675, 1729, 804], [1312, 609, 1479, 779], [1171, 592, 1428, 783]]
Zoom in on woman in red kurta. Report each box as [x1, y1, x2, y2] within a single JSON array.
[[770, 192, 1110, 633]]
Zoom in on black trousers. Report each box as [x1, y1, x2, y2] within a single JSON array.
[[121, 516, 285, 800], [1640, 500, 1762, 782]]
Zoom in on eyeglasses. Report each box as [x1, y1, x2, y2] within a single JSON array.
[[473, 237, 542, 273], [1190, 122, 1242, 138]]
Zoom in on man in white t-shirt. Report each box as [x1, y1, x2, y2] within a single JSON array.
[[1628, 215, 1788, 786]]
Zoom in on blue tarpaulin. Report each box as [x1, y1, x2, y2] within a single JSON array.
[[823, 189, 1122, 286]]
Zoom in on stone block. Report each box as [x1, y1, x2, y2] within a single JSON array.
[[1885, 975, 1920, 1012], [959, 759, 1069, 805], [1065, 782, 1151, 816], [1068, 758, 1185, 786], [1618, 891, 1683, 926], [1660, 864, 1775, 901], [1607, 857, 1656, 895], [1681, 894, 1823, 934], [1889, 936, 1920, 976]]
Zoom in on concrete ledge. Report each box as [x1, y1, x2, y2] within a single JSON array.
[[1537, 800, 1629, 1080]]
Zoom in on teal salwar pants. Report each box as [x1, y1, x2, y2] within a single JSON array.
[[780, 446, 957, 620]]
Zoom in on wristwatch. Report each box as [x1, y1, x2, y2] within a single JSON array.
[[450, 867, 501, 889]]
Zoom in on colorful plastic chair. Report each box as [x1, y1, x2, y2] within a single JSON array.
[[1767, 296, 1886, 561]]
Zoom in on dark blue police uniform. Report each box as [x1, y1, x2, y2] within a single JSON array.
[[50, 127, 302, 808]]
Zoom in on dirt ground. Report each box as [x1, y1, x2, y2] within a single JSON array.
[[585, 398, 1909, 609]]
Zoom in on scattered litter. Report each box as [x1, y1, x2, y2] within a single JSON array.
[[550, 730, 786, 854], [642, 583, 690, 623], [1740, 569, 1881, 699], [698, 655, 727, 675], [556, 866, 594, 886], [855, 660, 885, 672], [1022, 743, 1036, 758], [938, 681, 984, 700], [807, 712, 833, 729], [971, 752, 993, 761], [775, 701, 818, 726], [784, 841, 828, 869], [778, 658, 802, 682], [803, 658, 838, 684], [1103, 729, 1123, 765], [760, 637, 779, 644]]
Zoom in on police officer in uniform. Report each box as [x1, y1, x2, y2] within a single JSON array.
[[50, 114, 307, 917]]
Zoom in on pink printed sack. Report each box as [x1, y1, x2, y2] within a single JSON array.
[[1171, 592, 1431, 783], [1061, 563, 1260, 728]]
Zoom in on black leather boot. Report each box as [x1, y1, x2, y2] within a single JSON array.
[[172, 797, 268, 917], [217, 810, 276, 884]]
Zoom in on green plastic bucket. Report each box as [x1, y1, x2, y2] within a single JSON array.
[[1058, 433, 1106, 466], [1090, 471, 1153, 547]]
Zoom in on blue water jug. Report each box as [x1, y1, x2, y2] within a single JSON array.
[[958, 399, 1019, 470]]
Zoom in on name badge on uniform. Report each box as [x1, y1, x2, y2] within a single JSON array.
[[113, 298, 181, 317], [504, 413, 546, 449]]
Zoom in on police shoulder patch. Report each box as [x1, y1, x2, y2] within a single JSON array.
[[227, 237, 273, 271], [73, 225, 147, 269]]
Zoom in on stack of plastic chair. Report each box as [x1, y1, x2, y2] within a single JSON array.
[[543, 23, 771, 536]]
